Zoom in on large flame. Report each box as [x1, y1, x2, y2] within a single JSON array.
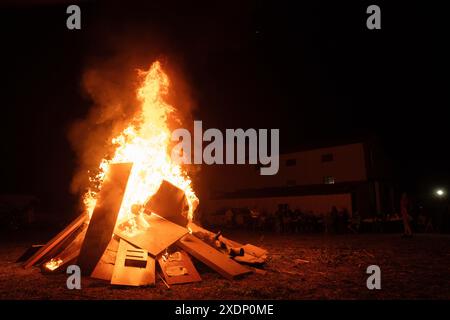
[[83, 61, 198, 223]]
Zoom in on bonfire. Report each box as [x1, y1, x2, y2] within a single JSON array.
[[20, 61, 267, 287]]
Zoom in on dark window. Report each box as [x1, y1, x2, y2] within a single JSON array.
[[323, 176, 335, 184], [321, 153, 334, 162], [285, 158, 297, 166]]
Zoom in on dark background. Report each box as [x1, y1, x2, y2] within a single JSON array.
[[0, 0, 448, 217]]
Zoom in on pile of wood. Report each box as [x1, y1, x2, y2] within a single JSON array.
[[21, 163, 268, 287]]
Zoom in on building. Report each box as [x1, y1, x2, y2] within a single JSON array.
[[203, 137, 395, 218]]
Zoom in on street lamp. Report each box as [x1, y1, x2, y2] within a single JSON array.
[[435, 189, 446, 198]]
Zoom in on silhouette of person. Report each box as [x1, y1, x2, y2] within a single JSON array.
[[400, 192, 413, 237]]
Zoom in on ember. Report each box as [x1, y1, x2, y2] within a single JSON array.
[[44, 258, 63, 271]]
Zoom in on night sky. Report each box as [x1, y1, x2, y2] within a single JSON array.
[[0, 0, 448, 215]]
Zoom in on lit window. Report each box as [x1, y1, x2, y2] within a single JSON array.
[[323, 176, 335, 184]]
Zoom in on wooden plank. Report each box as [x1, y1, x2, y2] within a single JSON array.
[[111, 239, 155, 286], [41, 225, 86, 266], [144, 180, 189, 226], [42, 223, 88, 272], [78, 162, 133, 276], [115, 213, 188, 257], [177, 234, 252, 280], [23, 213, 88, 268], [16, 245, 44, 263], [91, 237, 120, 281], [158, 250, 201, 285]]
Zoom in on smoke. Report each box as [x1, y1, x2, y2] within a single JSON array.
[[68, 48, 197, 208], [68, 55, 138, 197]]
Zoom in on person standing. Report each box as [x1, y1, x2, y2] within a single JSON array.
[[400, 192, 413, 237]]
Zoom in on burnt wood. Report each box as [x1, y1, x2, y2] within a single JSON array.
[[144, 180, 189, 227], [77, 163, 133, 276]]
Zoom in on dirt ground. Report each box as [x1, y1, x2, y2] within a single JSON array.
[[0, 230, 449, 300]]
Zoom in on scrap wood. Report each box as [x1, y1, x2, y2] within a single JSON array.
[[234, 253, 266, 265], [23, 212, 89, 268], [115, 213, 188, 257], [157, 249, 201, 285], [42, 223, 88, 272], [177, 234, 252, 280], [42, 224, 88, 267], [188, 223, 242, 248], [188, 224, 269, 265], [241, 244, 268, 258], [111, 239, 155, 286], [78, 163, 133, 276], [91, 236, 120, 281], [144, 180, 189, 227], [42, 251, 79, 274], [234, 244, 268, 265], [158, 273, 171, 289]]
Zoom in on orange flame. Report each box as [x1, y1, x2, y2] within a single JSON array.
[[83, 61, 198, 223], [44, 258, 63, 271]]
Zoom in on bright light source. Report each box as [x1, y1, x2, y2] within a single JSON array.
[[435, 189, 445, 197]]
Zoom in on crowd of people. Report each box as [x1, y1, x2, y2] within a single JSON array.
[[205, 193, 450, 235], [217, 205, 359, 234]]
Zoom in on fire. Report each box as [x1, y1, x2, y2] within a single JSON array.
[[83, 61, 198, 224], [44, 258, 63, 271]]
